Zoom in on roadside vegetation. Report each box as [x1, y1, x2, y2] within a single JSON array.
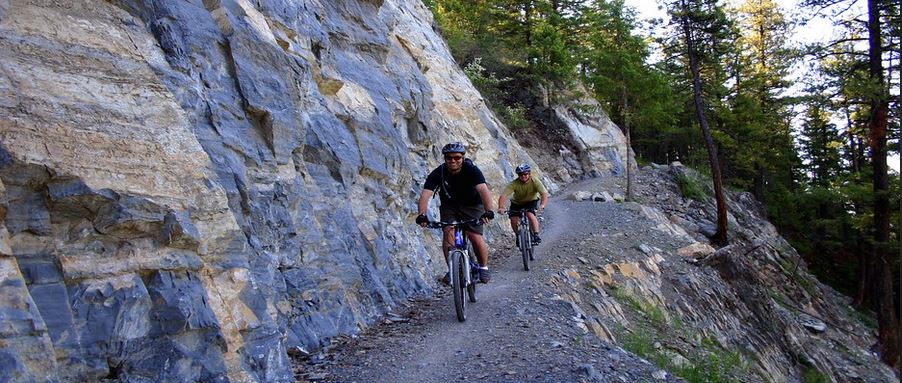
[[609, 287, 751, 382], [425, 0, 899, 366]]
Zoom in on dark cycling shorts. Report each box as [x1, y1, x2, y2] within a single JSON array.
[[439, 204, 485, 235], [508, 200, 539, 218]]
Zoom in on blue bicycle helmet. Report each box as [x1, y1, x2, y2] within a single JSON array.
[[515, 163, 531, 174], [441, 142, 466, 154]]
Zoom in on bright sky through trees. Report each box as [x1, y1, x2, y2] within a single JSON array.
[[623, 0, 899, 172]]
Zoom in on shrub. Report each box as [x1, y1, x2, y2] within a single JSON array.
[[675, 173, 706, 201]]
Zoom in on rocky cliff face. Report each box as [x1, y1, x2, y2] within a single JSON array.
[[0, 0, 628, 382], [512, 85, 634, 186], [553, 165, 896, 382]]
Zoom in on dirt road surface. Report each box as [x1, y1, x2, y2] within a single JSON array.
[[295, 179, 681, 383]]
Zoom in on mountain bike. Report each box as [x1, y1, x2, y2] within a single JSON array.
[[427, 219, 482, 321], [509, 208, 537, 271]]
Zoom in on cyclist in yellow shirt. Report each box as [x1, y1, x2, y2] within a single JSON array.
[[496, 164, 548, 245]]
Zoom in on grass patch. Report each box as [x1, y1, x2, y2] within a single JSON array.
[[776, 259, 819, 297], [801, 365, 829, 383], [849, 306, 878, 329], [622, 330, 670, 366], [675, 173, 706, 201], [609, 287, 667, 326], [768, 289, 790, 309], [621, 329, 748, 383], [674, 337, 746, 383], [610, 288, 750, 382]]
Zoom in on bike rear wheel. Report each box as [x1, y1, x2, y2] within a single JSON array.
[[466, 244, 477, 302], [450, 250, 467, 321]]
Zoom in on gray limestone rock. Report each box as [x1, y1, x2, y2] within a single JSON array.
[[0, 1, 639, 382]]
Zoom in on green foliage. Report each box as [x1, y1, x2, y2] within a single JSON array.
[[581, 1, 681, 161], [462, 58, 531, 131], [609, 287, 667, 326], [621, 329, 748, 383], [529, 19, 576, 94], [673, 337, 746, 383], [675, 173, 706, 201], [426, 0, 900, 312], [501, 104, 530, 131], [801, 365, 829, 383], [849, 306, 878, 330], [799, 101, 843, 187], [463, 58, 502, 89]]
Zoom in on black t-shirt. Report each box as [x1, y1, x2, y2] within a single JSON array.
[[423, 160, 486, 207]]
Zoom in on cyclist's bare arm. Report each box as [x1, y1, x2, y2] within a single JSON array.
[[417, 189, 434, 227], [475, 183, 494, 222], [538, 192, 549, 212], [497, 194, 509, 214]]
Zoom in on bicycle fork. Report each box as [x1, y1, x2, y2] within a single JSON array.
[[447, 250, 471, 285], [448, 229, 471, 286]]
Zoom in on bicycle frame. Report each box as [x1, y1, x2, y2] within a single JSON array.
[[508, 208, 537, 222], [449, 226, 471, 286], [427, 219, 482, 321], [508, 208, 537, 271]]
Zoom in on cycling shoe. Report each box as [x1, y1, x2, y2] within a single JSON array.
[[478, 268, 491, 283]]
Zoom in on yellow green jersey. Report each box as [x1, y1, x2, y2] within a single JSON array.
[[503, 177, 547, 204]]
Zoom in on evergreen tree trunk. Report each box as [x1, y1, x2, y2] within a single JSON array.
[[524, 2, 533, 49], [681, 1, 729, 245], [843, 107, 858, 173], [854, 226, 870, 307], [753, 163, 765, 202], [897, 45, 902, 369], [864, 0, 898, 368], [623, 90, 633, 202]]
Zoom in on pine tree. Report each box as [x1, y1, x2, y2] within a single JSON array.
[[580, 1, 680, 168], [724, 0, 797, 202], [800, 0, 899, 367], [799, 101, 843, 188], [664, 0, 732, 245]]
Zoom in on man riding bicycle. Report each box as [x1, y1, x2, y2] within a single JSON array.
[[416, 142, 495, 284], [497, 164, 548, 245]]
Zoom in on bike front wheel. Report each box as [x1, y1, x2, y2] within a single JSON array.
[[520, 224, 531, 271], [450, 250, 467, 321]]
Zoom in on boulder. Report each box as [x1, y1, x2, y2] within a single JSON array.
[[677, 242, 716, 259]]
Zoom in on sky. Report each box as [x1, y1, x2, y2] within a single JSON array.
[[622, 0, 900, 173]]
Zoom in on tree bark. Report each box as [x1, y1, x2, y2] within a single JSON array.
[[853, 224, 870, 307], [844, 105, 860, 174], [681, 0, 729, 245], [864, 0, 898, 368], [897, 43, 902, 374], [624, 93, 633, 202], [753, 163, 765, 202], [524, 1, 532, 49]]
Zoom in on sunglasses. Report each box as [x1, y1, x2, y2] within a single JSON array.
[[444, 155, 464, 161], [517, 172, 530, 175]]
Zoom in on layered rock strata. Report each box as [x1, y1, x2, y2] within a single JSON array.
[[549, 165, 896, 382], [0, 0, 627, 381]]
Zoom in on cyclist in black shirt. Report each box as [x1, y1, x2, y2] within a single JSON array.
[[416, 142, 495, 283]]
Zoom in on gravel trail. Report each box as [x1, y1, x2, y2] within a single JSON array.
[[294, 178, 680, 383]]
